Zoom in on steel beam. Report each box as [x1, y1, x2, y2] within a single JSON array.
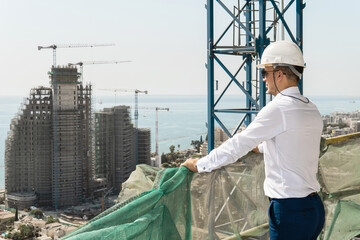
[[207, 0, 304, 152], [297, 0, 305, 94], [207, 0, 215, 152]]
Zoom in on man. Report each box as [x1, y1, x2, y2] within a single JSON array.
[[181, 41, 325, 240]]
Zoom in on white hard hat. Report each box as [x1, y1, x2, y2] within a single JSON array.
[[257, 41, 305, 78]]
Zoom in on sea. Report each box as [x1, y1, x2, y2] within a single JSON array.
[[1, 94, 360, 189]]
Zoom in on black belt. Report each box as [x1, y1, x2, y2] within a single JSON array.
[[268, 192, 317, 202]]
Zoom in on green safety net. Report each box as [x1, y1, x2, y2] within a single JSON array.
[[63, 167, 193, 240], [63, 136, 360, 240], [319, 137, 360, 240]]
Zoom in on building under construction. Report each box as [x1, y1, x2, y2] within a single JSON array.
[[95, 106, 151, 193], [137, 128, 151, 165], [5, 66, 93, 209], [5, 87, 53, 208]]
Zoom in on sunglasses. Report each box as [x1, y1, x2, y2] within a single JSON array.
[[261, 69, 286, 78]]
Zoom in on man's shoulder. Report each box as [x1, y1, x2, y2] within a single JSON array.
[[257, 99, 282, 117]]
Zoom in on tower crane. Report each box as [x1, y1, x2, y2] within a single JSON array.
[[39, 43, 115, 210], [155, 108, 170, 157], [138, 107, 170, 167], [68, 60, 131, 81], [37, 43, 115, 67], [138, 107, 170, 155], [98, 88, 135, 105]]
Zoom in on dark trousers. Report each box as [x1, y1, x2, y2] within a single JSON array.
[[268, 193, 325, 240]]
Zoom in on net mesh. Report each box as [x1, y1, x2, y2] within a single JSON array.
[[319, 137, 360, 240], [63, 136, 360, 240]]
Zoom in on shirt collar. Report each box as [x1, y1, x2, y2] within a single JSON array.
[[274, 86, 300, 100]]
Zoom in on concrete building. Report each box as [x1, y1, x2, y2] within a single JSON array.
[[138, 128, 151, 166], [350, 119, 360, 132], [95, 106, 135, 193], [50, 67, 92, 208], [5, 87, 53, 207], [5, 66, 92, 209], [95, 106, 151, 193]]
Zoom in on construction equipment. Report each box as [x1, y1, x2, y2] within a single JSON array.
[[155, 107, 169, 167], [137, 107, 170, 167], [37, 43, 115, 67], [155, 108, 170, 155], [206, 0, 305, 153], [98, 88, 134, 105], [68, 60, 131, 81]]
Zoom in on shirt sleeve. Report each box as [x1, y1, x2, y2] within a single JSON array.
[[196, 102, 285, 173], [257, 143, 264, 153]]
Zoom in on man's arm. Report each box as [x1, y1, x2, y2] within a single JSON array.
[[185, 102, 284, 173]]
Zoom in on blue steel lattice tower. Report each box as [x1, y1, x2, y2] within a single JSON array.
[[206, 0, 305, 152]]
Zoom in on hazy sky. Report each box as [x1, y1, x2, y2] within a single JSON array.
[[0, 0, 359, 97]]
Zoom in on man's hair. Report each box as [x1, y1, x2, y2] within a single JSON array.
[[275, 66, 303, 83]]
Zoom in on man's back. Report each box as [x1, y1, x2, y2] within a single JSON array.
[[262, 87, 323, 198]]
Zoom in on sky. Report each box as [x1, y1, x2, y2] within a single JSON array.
[[0, 0, 359, 97]]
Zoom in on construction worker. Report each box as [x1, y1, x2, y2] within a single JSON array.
[[181, 41, 325, 240]]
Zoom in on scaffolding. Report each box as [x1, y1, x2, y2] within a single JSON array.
[[95, 111, 116, 191], [137, 128, 151, 166], [95, 106, 135, 193], [5, 87, 53, 208], [5, 66, 94, 209], [78, 83, 93, 198], [50, 66, 92, 208], [54, 110, 83, 207], [94, 106, 151, 194]]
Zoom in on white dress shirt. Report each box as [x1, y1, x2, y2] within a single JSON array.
[[196, 87, 323, 198]]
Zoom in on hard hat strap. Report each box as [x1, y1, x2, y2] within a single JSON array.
[[273, 64, 302, 79], [272, 72, 309, 104]]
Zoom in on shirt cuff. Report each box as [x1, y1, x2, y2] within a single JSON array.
[[195, 156, 212, 173], [258, 143, 264, 153]]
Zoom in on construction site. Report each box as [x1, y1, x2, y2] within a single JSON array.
[[62, 0, 360, 240], [5, 87, 53, 208], [4, 66, 93, 209], [2, 0, 360, 239], [4, 65, 152, 211]]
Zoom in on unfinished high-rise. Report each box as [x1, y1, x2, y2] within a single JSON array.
[[5, 87, 53, 208], [95, 106, 151, 193], [50, 67, 92, 208], [5, 66, 92, 209], [137, 128, 151, 166]]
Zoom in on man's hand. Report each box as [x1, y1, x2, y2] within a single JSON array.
[[180, 158, 199, 173], [252, 146, 260, 154]]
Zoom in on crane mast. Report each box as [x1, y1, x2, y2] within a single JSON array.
[[155, 107, 170, 156], [206, 0, 305, 152]]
